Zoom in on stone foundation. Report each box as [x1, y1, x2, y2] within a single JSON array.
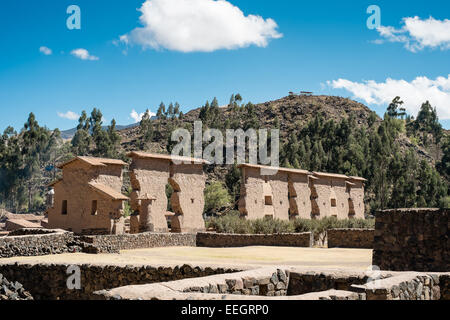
[[0, 230, 79, 258], [0, 262, 242, 300], [327, 229, 374, 249], [93, 267, 450, 300], [79, 232, 197, 253], [196, 232, 312, 248], [373, 208, 449, 272]]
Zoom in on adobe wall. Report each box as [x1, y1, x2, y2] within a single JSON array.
[[129, 157, 170, 233], [348, 180, 365, 219], [239, 167, 266, 219], [373, 208, 449, 272], [196, 232, 312, 248], [48, 161, 125, 235], [49, 183, 124, 235], [170, 163, 207, 232], [312, 177, 350, 219], [288, 173, 311, 220], [0, 262, 242, 300], [327, 229, 374, 249], [239, 167, 289, 221]]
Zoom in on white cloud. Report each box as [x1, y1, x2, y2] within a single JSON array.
[[130, 109, 156, 123], [57, 111, 80, 120], [39, 46, 52, 55], [70, 48, 99, 61], [375, 16, 450, 52], [120, 0, 282, 52], [328, 75, 450, 120]]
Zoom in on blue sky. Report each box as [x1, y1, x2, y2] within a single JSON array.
[[1, 0, 449, 132]]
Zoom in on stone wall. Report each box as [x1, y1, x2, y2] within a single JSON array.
[[196, 232, 312, 248], [373, 208, 449, 272], [351, 272, 449, 300], [0, 273, 33, 300], [93, 267, 450, 300], [79, 232, 197, 253], [0, 263, 242, 300], [95, 267, 289, 300], [0, 230, 79, 258], [327, 229, 374, 249]]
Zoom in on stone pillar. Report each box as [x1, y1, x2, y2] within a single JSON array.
[[139, 199, 169, 233]]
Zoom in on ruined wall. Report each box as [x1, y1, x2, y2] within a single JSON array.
[[311, 177, 351, 219], [47, 161, 125, 235], [129, 158, 170, 233], [269, 172, 290, 221], [348, 180, 365, 219], [196, 232, 312, 248], [239, 167, 266, 219], [373, 208, 449, 272], [327, 229, 374, 249], [170, 163, 207, 232], [288, 173, 311, 220], [239, 167, 289, 221]]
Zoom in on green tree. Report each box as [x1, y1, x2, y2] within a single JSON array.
[[204, 182, 232, 215]]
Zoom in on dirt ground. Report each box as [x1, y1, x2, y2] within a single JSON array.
[[0, 246, 373, 270]]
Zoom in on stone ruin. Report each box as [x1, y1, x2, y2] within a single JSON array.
[[128, 152, 210, 234], [45, 154, 367, 235], [238, 164, 366, 220], [47, 156, 129, 235]]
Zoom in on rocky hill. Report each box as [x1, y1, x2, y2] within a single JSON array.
[[117, 94, 437, 166]]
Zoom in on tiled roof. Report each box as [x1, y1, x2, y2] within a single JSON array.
[[88, 183, 129, 200], [127, 151, 211, 164], [58, 156, 127, 169], [238, 163, 311, 175], [313, 172, 350, 179]]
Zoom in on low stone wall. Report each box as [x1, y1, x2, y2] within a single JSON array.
[[0, 230, 80, 258], [93, 266, 450, 300], [196, 232, 312, 248], [0, 263, 242, 300], [95, 267, 290, 300], [351, 272, 448, 300], [327, 229, 374, 249], [8, 228, 59, 237], [0, 273, 33, 300], [373, 208, 449, 272], [79, 232, 197, 254]]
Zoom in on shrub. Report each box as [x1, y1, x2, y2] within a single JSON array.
[[204, 182, 232, 215], [207, 214, 375, 235]]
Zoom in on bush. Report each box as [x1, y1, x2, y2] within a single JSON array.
[[204, 182, 232, 215], [207, 214, 375, 235]]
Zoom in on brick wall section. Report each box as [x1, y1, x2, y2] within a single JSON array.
[[327, 229, 374, 249], [373, 208, 449, 272], [79, 232, 197, 253], [0, 263, 242, 300], [196, 232, 312, 248]]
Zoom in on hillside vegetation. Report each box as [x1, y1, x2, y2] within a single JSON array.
[[0, 94, 448, 214]]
